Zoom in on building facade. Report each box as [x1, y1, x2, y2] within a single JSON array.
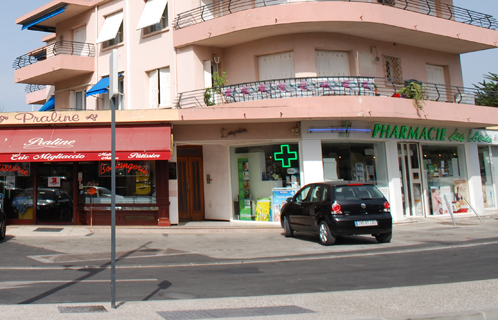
[[6, 0, 498, 226]]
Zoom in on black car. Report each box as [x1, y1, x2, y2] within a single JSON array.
[[280, 181, 392, 245], [0, 208, 6, 241]]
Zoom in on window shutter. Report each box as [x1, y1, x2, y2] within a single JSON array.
[[149, 69, 159, 108], [159, 67, 171, 107]]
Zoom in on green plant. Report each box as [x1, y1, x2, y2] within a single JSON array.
[[204, 71, 228, 106], [398, 81, 426, 109], [474, 72, 498, 107], [212, 71, 228, 93]]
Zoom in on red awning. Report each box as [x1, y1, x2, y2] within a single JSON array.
[[0, 125, 171, 162]]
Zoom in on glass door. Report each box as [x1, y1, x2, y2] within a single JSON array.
[[36, 164, 74, 223], [398, 143, 425, 217]]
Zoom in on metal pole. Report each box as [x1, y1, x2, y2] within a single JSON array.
[[111, 96, 117, 308], [462, 196, 484, 223], [443, 195, 456, 226]]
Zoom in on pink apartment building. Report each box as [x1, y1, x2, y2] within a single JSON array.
[[4, 0, 498, 227]]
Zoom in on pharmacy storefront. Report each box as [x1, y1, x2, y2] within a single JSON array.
[[301, 121, 496, 221]]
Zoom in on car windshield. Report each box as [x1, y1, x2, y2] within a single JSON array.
[[334, 185, 385, 200]]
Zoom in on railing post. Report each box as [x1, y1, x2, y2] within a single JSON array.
[[447, 4, 453, 21], [403, 0, 408, 11], [228, 0, 232, 13], [176, 93, 183, 109], [426, 0, 431, 16]]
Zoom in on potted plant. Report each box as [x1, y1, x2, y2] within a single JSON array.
[[204, 71, 228, 106], [397, 80, 426, 109]]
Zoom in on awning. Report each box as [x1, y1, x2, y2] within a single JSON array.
[[86, 74, 123, 97], [0, 125, 171, 162], [38, 96, 55, 112], [96, 11, 124, 44], [86, 77, 110, 97], [22, 5, 66, 32], [136, 0, 168, 30]]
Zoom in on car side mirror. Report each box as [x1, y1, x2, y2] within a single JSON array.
[[286, 197, 292, 203]]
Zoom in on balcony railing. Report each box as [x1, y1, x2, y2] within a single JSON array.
[[174, 0, 497, 30], [175, 76, 497, 109], [13, 41, 96, 70], [25, 84, 46, 93]]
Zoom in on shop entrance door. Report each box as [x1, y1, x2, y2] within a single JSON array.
[[177, 146, 204, 221], [36, 163, 74, 223], [398, 143, 426, 217]]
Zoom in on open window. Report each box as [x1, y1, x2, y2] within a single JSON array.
[[137, 0, 169, 35], [96, 11, 124, 48]]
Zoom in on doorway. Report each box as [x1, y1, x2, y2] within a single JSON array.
[[177, 146, 204, 221], [36, 163, 74, 223], [398, 143, 426, 217]]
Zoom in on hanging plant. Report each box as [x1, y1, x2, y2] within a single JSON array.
[[397, 81, 426, 109]]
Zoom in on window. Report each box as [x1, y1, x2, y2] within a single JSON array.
[[102, 78, 124, 110], [71, 90, 86, 110], [295, 186, 311, 203], [146, 5, 168, 34], [96, 11, 124, 47], [315, 50, 350, 77], [137, 0, 169, 34], [383, 55, 403, 83], [148, 67, 171, 108], [104, 22, 123, 48], [258, 51, 295, 81]]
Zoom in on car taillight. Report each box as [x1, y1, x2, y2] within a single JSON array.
[[331, 201, 342, 214], [384, 201, 390, 212]]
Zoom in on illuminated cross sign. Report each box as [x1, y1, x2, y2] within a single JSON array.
[[274, 145, 297, 168]]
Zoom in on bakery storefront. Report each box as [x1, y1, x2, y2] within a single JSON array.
[[0, 115, 172, 226]]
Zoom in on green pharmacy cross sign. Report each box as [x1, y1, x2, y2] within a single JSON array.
[[274, 145, 297, 168]]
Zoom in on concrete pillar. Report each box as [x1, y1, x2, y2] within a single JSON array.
[[301, 139, 324, 185], [386, 140, 404, 222], [465, 144, 485, 215]]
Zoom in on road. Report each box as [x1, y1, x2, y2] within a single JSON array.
[[1, 217, 498, 307]]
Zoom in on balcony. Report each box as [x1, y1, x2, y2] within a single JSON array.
[[25, 84, 52, 105], [174, 76, 498, 126], [173, 0, 498, 53], [13, 41, 95, 85]]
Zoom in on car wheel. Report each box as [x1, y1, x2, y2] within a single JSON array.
[[375, 232, 392, 243], [318, 221, 336, 245], [283, 216, 293, 237], [0, 219, 6, 241]]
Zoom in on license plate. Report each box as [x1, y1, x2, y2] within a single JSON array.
[[355, 220, 378, 227]]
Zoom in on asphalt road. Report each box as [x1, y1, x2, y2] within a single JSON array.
[[1, 218, 498, 307]]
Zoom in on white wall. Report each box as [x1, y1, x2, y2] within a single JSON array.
[[169, 148, 179, 225]]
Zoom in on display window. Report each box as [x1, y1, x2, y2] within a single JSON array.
[[422, 145, 468, 215], [478, 146, 496, 208], [78, 161, 156, 205], [230, 143, 300, 222], [0, 163, 33, 220], [321, 142, 390, 200]]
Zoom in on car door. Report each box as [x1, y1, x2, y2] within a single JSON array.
[[287, 185, 312, 232], [303, 185, 329, 232]]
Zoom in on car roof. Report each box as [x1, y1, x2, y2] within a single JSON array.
[[308, 181, 376, 187]]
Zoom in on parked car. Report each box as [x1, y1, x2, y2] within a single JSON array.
[[280, 181, 392, 245], [0, 208, 7, 240]]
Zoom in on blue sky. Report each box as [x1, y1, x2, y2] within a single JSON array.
[[0, 0, 497, 113]]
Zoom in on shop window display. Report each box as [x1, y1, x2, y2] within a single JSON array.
[[0, 163, 33, 220], [321, 142, 389, 200], [230, 144, 300, 222], [422, 145, 468, 215], [478, 146, 496, 208], [78, 161, 156, 205]]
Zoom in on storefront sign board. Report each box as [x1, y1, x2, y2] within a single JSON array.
[[371, 124, 492, 144]]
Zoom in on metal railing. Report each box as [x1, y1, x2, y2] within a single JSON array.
[[13, 41, 96, 70], [174, 0, 497, 30], [174, 76, 497, 109], [25, 84, 46, 93]]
